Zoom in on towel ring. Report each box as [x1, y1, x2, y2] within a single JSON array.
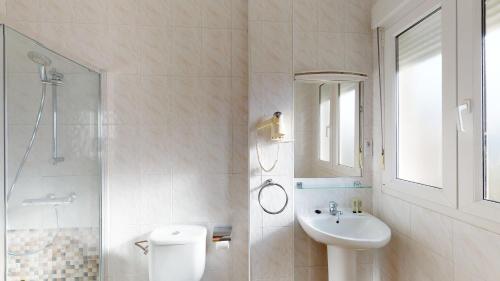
[[258, 179, 288, 215]]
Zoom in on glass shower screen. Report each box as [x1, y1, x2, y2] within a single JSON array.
[[2, 26, 102, 280]]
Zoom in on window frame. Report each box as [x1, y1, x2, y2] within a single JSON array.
[[315, 83, 362, 177], [383, 0, 457, 208], [457, 0, 500, 223]]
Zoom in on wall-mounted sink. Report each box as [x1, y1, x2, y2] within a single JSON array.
[[297, 208, 391, 281]]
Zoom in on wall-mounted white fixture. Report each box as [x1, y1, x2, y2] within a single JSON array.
[[294, 71, 368, 83], [256, 111, 286, 141], [255, 112, 289, 172]]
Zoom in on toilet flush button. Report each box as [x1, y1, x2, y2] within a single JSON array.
[[172, 231, 180, 235]]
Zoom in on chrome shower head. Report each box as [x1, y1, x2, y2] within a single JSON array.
[[27, 51, 52, 82]]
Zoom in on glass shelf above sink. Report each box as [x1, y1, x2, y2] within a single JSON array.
[[295, 179, 372, 190]]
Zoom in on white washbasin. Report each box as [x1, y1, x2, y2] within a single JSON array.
[[297, 208, 391, 250], [298, 208, 391, 281]]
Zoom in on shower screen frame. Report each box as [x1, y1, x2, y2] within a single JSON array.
[[0, 24, 105, 281]]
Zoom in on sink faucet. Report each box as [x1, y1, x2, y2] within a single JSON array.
[[329, 201, 343, 223]]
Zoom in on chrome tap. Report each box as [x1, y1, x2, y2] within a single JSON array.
[[329, 201, 343, 223]]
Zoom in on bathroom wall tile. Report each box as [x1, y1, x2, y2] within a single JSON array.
[[7, 21, 41, 41], [379, 194, 411, 236], [69, 23, 108, 67], [232, 77, 249, 126], [293, 0, 318, 32], [376, 231, 411, 281], [345, 0, 371, 33], [229, 174, 249, 222], [253, 226, 293, 280], [345, 33, 371, 73], [317, 32, 345, 70], [454, 266, 486, 281], [107, 25, 140, 74], [309, 267, 328, 281], [295, 267, 309, 281], [170, 27, 202, 75], [39, 22, 73, 53], [317, 0, 344, 32], [170, 0, 202, 27], [72, 0, 106, 24], [6, 0, 39, 22], [107, 125, 140, 176], [202, 0, 232, 28], [408, 241, 453, 281], [232, 0, 248, 30], [138, 75, 170, 126], [202, 28, 232, 76], [232, 29, 249, 77], [140, 173, 172, 225], [294, 223, 310, 267], [108, 174, 141, 226], [199, 125, 232, 173], [138, 27, 171, 75], [232, 125, 248, 174], [39, 0, 72, 23], [172, 174, 231, 223], [249, 0, 291, 22], [105, 74, 140, 125], [106, 0, 138, 25], [410, 205, 453, 259], [309, 239, 327, 267], [453, 220, 500, 281], [231, 235, 250, 281], [138, 126, 171, 174], [294, 31, 318, 72], [252, 22, 292, 73], [137, 0, 169, 27], [200, 77, 232, 127]]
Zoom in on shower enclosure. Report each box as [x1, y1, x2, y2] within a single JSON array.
[[0, 26, 102, 280]]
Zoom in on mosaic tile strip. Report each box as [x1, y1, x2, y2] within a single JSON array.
[[7, 227, 99, 281]]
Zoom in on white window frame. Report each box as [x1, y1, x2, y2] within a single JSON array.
[[383, 0, 457, 207], [315, 83, 362, 177], [457, 0, 500, 223]]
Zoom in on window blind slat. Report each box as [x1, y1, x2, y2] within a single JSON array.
[[397, 9, 442, 68]]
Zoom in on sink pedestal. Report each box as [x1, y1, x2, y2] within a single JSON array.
[[327, 245, 356, 281]]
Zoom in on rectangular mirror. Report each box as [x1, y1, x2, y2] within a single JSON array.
[[294, 80, 363, 178]]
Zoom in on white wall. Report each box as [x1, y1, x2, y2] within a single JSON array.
[[248, 1, 374, 281], [0, 0, 249, 281]]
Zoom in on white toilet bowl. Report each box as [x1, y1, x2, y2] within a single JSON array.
[[148, 225, 207, 281]]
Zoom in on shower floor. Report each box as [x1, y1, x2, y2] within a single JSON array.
[[7, 227, 99, 281]]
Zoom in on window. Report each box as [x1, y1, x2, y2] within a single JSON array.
[[383, 0, 457, 207], [338, 83, 357, 168], [396, 9, 443, 188], [483, 0, 500, 202], [319, 86, 332, 162]]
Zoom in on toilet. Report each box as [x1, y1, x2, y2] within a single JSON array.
[[148, 225, 207, 281]]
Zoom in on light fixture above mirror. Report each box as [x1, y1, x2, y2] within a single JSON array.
[[294, 71, 368, 83]]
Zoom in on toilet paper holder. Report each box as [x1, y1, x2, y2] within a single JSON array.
[[212, 226, 232, 242], [135, 240, 149, 255]]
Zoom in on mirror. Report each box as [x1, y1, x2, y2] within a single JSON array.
[[294, 77, 364, 178]]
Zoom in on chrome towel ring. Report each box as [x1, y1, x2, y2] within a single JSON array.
[[258, 179, 288, 215]]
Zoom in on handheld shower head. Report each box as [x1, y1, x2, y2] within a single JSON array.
[[27, 51, 52, 82]]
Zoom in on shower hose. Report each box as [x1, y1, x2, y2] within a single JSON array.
[[7, 83, 61, 256]]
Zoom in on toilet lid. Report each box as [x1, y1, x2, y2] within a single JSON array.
[[149, 225, 207, 245]]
